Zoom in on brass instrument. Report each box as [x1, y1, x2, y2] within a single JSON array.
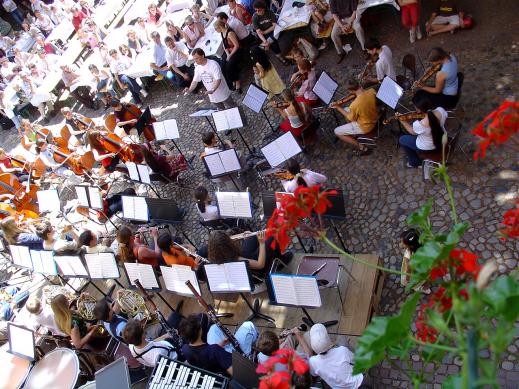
[[116, 289, 153, 320], [411, 63, 442, 91], [42, 285, 76, 305], [383, 111, 426, 125], [230, 229, 267, 241], [77, 293, 97, 321], [324, 93, 356, 112]]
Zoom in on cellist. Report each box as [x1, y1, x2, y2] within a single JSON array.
[[35, 141, 80, 182], [86, 131, 125, 173], [110, 99, 155, 141], [0, 148, 29, 182]]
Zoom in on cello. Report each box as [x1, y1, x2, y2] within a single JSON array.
[[8, 154, 46, 180], [48, 145, 92, 176], [115, 103, 156, 142], [97, 132, 144, 163], [0, 173, 40, 214]]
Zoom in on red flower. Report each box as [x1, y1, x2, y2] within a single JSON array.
[[258, 372, 291, 389], [472, 100, 519, 160], [416, 302, 438, 343], [430, 265, 448, 281], [500, 202, 519, 239], [450, 249, 481, 278], [273, 348, 309, 375], [256, 356, 281, 374], [459, 288, 469, 300]]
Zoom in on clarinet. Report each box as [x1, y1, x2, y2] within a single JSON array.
[[185, 280, 246, 357], [134, 280, 184, 356]]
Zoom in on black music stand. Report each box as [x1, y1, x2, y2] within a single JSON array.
[[152, 119, 193, 170], [204, 261, 274, 323], [135, 106, 152, 137], [203, 149, 243, 191], [267, 273, 338, 328], [124, 162, 161, 198], [320, 190, 350, 253], [212, 108, 257, 156], [242, 83, 275, 132]]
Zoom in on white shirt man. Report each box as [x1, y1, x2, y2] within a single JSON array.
[[189, 51, 232, 108], [165, 40, 189, 68], [35, 12, 54, 34], [0, 59, 15, 81], [130, 339, 177, 367], [375, 45, 396, 81]]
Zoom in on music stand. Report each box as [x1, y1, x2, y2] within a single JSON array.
[[313, 71, 339, 105], [377, 76, 404, 110], [152, 119, 192, 169], [189, 108, 222, 142], [95, 357, 131, 389], [320, 190, 349, 253], [203, 149, 242, 190], [74, 185, 117, 230], [84, 252, 121, 280], [160, 265, 201, 297], [215, 191, 253, 219], [123, 262, 174, 312], [7, 323, 35, 361], [232, 351, 259, 389], [261, 132, 302, 167], [121, 195, 149, 222], [29, 250, 58, 276], [242, 83, 274, 132], [135, 107, 152, 136], [212, 108, 254, 155], [36, 189, 61, 213], [204, 261, 274, 323], [53, 254, 109, 296], [10, 245, 33, 270], [268, 273, 337, 328], [125, 162, 161, 198]]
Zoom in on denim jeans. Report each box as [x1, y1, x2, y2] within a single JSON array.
[[11, 9, 24, 26], [207, 321, 258, 356], [399, 135, 422, 167], [119, 74, 142, 103]]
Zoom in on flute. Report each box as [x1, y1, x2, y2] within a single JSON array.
[[173, 242, 209, 263], [230, 230, 267, 241]]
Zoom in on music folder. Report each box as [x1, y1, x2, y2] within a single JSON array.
[[203, 149, 241, 178], [10, 245, 33, 269], [261, 132, 302, 167], [75, 186, 103, 210], [152, 119, 180, 141], [269, 273, 322, 308], [160, 265, 201, 297], [212, 107, 243, 132], [30, 250, 58, 275], [122, 196, 149, 222], [135, 106, 152, 135], [53, 255, 89, 278], [376, 76, 403, 109], [123, 262, 160, 290], [84, 252, 120, 279], [36, 189, 61, 213], [215, 191, 252, 218], [7, 323, 35, 361], [242, 84, 268, 113], [125, 162, 151, 185], [204, 261, 253, 293], [313, 71, 339, 105]]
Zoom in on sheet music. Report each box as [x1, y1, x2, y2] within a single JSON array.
[[137, 164, 151, 185], [75, 186, 89, 207], [204, 153, 226, 177], [37, 189, 61, 213], [8, 324, 34, 360], [40, 251, 57, 275], [215, 192, 252, 218], [11, 245, 32, 269], [261, 132, 302, 167], [84, 252, 119, 279], [313, 72, 338, 105], [189, 109, 217, 117], [261, 142, 284, 168], [88, 187, 103, 210], [224, 262, 251, 292], [124, 262, 159, 289], [271, 274, 298, 305], [125, 162, 140, 181], [294, 276, 322, 307], [242, 84, 268, 113], [377, 76, 403, 109], [219, 149, 241, 172], [153, 119, 180, 140], [122, 196, 149, 221], [54, 256, 89, 277], [160, 265, 201, 296], [271, 274, 321, 307], [30, 250, 44, 273], [212, 108, 243, 132]]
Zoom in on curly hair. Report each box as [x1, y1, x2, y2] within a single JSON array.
[[207, 230, 241, 263]]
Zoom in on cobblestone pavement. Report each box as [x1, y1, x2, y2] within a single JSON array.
[[2, 0, 518, 387]]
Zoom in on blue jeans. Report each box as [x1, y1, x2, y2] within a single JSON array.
[[119, 74, 142, 104], [399, 135, 422, 167], [207, 321, 258, 356], [11, 9, 24, 26]]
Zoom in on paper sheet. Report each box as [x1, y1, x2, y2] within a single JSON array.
[[40, 251, 57, 275], [137, 164, 151, 185], [219, 149, 241, 173], [294, 276, 322, 307], [11, 245, 32, 269], [271, 274, 321, 307], [204, 153, 226, 177], [203, 264, 229, 292], [75, 186, 89, 207], [189, 109, 217, 117], [261, 132, 302, 167], [313, 72, 338, 105], [126, 162, 140, 181], [160, 265, 201, 296], [242, 84, 268, 113], [8, 324, 34, 360], [224, 262, 251, 292], [88, 187, 103, 210], [270, 274, 297, 305], [377, 76, 403, 109], [30, 250, 44, 273], [54, 256, 88, 277], [153, 119, 180, 141], [215, 192, 252, 218], [85, 252, 119, 279], [122, 196, 149, 221], [124, 262, 159, 289], [36, 189, 61, 213], [212, 107, 243, 132]]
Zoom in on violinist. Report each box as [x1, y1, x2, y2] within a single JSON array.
[[116, 226, 161, 268], [157, 234, 201, 269], [268, 89, 311, 138], [291, 58, 318, 107], [281, 159, 327, 193], [0, 148, 28, 181], [363, 38, 396, 84], [35, 141, 79, 180]]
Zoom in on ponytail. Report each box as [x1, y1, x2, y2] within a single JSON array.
[[194, 186, 209, 213], [286, 158, 307, 188], [428, 110, 444, 151]]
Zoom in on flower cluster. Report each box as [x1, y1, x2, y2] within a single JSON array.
[[430, 249, 481, 281], [471, 100, 518, 160], [416, 287, 452, 342], [256, 349, 309, 389], [500, 201, 519, 239], [266, 185, 337, 252]]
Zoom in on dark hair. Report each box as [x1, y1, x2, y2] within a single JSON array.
[[250, 46, 272, 72], [35, 221, 52, 240], [296, 58, 311, 72], [216, 12, 229, 20], [140, 145, 163, 174], [428, 47, 449, 62], [293, 372, 313, 389], [411, 94, 434, 113], [78, 230, 95, 247], [286, 159, 307, 187], [122, 319, 143, 345], [110, 99, 121, 108], [364, 37, 381, 50], [87, 131, 105, 153], [108, 48, 117, 55], [428, 110, 445, 151], [207, 230, 241, 263], [191, 48, 205, 57], [253, 0, 267, 9], [93, 299, 110, 321], [179, 314, 202, 343], [194, 186, 209, 213], [257, 331, 279, 356], [164, 36, 174, 43], [202, 131, 215, 145], [157, 233, 173, 253], [281, 89, 305, 124], [347, 79, 360, 91], [400, 229, 420, 253]]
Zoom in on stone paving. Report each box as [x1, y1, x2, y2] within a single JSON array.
[[1, 0, 519, 387]]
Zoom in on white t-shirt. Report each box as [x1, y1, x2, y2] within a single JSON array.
[[413, 107, 447, 150], [197, 203, 220, 221], [17, 306, 66, 336], [0, 62, 14, 79], [309, 346, 364, 389], [228, 16, 249, 40], [110, 55, 132, 75], [282, 169, 327, 193], [131, 340, 177, 367], [375, 45, 396, 81], [165, 41, 189, 68], [193, 59, 231, 103], [35, 14, 54, 32]]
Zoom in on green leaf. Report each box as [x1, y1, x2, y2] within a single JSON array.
[[408, 241, 444, 284], [353, 294, 420, 374], [442, 374, 463, 389], [407, 199, 433, 228], [427, 310, 449, 333], [481, 276, 519, 322], [444, 222, 470, 250]]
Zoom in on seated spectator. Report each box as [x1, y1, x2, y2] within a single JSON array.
[[216, 12, 255, 48], [34, 35, 62, 54], [164, 36, 193, 88], [398, 95, 447, 168], [0, 56, 15, 81], [109, 49, 145, 105], [18, 70, 55, 121], [119, 43, 137, 60], [0, 16, 13, 38], [426, 0, 464, 37], [127, 29, 145, 53], [135, 17, 151, 43], [48, 4, 68, 25], [281, 159, 327, 193], [268, 89, 311, 138], [150, 31, 174, 84], [252, 0, 287, 64], [79, 0, 92, 16], [88, 64, 115, 108], [182, 15, 205, 50], [33, 10, 54, 37], [213, 20, 245, 93], [78, 27, 100, 50], [331, 79, 378, 155], [190, 4, 210, 25], [308, 323, 364, 388], [2, 0, 24, 27], [71, 6, 87, 32], [165, 20, 183, 42], [147, 3, 163, 26], [227, 0, 252, 25], [250, 46, 285, 98]]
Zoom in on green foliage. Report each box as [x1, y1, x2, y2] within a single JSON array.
[[481, 276, 519, 322]]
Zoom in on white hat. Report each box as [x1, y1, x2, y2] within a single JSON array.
[[310, 323, 333, 354]]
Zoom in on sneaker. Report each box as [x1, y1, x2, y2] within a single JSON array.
[[416, 26, 422, 40], [141, 89, 148, 98], [318, 40, 328, 50], [342, 43, 352, 53], [409, 29, 416, 43]]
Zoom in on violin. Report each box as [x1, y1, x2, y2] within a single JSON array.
[[0, 173, 40, 214], [411, 63, 442, 91], [324, 93, 356, 112], [289, 72, 307, 91], [358, 52, 379, 82], [98, 132, 144, 163], [117, 103, 156, 142], [383, 111, 427, 125], [267, 169, 295, 180]]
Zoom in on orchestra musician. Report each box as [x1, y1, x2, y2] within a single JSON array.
[[363, 38, 396, 84], [291, 58, 319, 107], [281, 159, 327, 193], [35, 141, 81, 182], [257, 327, 313, 364], [331, 79, 378, 155], [109, 99, 142, 138], [86, 130, 123, 173], [0, 148, 29, 181], [413, 47, 459, 109], [35, 220, 79, 253], [140, 144, 188, 182], [157, 234, 201, 269], [268, 89, 312, 139], [0, 216, 43, 250], [19, 118, 38, 152], [78, 229, 113, 254], [194, 185, 237, 226], [22, 295, 66, 336], [116, 226, 161, 268], [61, 107, 90, 146]]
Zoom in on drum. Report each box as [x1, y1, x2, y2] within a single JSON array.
[[0, 344, 31, 389], [24, 348, 79, 389], [77, 381, 96, 389]]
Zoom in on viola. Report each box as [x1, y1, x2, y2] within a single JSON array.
[[383, 111, 427, 125], [117, 103, 156, 142], [0, 173, 40, 214], [98, 132, 144, 163]]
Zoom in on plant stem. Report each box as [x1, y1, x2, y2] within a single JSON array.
[[438, 165, 459, 225], [321, 235, 410, 277], [409, 336, 459, 353]]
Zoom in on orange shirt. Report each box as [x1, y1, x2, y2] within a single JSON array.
[[162, 250, 197, 269]]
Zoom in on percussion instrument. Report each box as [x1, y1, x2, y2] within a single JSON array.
[[0, 343, 31, 389], [147, 356, 229, 389], [24, 348, 80, 389]]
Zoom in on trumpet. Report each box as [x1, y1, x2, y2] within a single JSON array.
[[173, 242, 209, 263], [230, 230, 267, 241]]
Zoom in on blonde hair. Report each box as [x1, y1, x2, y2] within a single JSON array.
[[26, 295, 42, 314], [190, 4, 200, 11], [1, 217, 24, 244], [51, 294, 72, 336], [213, 20, 226, 30]]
